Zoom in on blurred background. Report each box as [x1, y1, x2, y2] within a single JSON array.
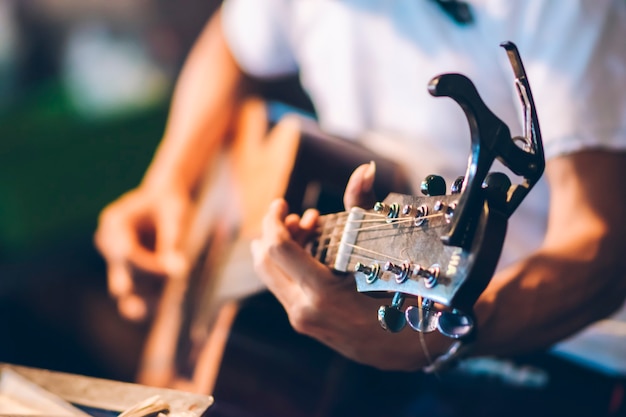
[[0, 0, 221, 382]]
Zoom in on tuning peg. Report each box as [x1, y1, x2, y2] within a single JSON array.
[[437, 309, 474, 339], [384, 261, 410, 283], [421, 175, 447, 196], [378, 292, 406, 332], [451, 176, 465, 194], [413, 264, 440, 289], [405, 298, 440, 333], [482, 172, 511, 193], [482, 172, 512, 208], [355, 262, 380, 284], [374, 201, 400, 222]]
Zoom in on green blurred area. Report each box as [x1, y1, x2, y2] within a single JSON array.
[[0, 0, 219, 382], [0, 81, 168, 259], [0, 80, 169, 381]]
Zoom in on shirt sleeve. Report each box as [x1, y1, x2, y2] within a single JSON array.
[[221, 0, 299, 78], [515, 0, 626, 159]]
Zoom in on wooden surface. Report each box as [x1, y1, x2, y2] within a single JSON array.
[[2, 363, 213, 416]]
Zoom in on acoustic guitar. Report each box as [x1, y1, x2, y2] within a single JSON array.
[[139, 42, 544, 417]]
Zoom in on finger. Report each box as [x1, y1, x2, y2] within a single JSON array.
[[253, 200, 311, 302], [155, 196, 184, 253], [155, 197, 189, 277], [107, 254, 166, 302], [261, 199, 315, 259], [259, 199, 343, 292], [107, 262, 134, 298], [267, 228, 339, 290], [95, 205, 168, 276], [127, 246, 169, 276], [300, 208, 319, 231], [261, 199, 291, 242], [94, 209, 134, 262], [284, 213, 302, 237], [250, 238, 301, 307], [284, 209, 320, 247], [118, 294, 149, 322], [343, 161, 377, 209], [294, 209, 320, 246], [99, 217, 164, 297]]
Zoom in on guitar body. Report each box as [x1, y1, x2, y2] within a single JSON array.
[[137, 98, 411, 396]]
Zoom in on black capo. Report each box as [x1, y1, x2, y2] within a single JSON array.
[[417, 42, 545, 372], [428, 41, 545, 250]]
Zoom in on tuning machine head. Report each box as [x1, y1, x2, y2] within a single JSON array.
[[377, 292, 406, 332], [437, 309, 475, 339], [405, 298, 439, 333], [421, 174, 447, 196], [482, 172, 512, 209], [404, 300, 475, 340], [451, 176, 465, 194]]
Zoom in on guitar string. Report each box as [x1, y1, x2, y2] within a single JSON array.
[[347, 214, 445, 233], [326, 211, 443, 221], [315, 212, 445, 234], [331, 242, 406, 264], [313, 217, 447, 256], [317, 211, 443, 221]]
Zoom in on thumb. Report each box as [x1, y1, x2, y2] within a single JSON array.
[[344, 161, 377, 209], [156, 197, 189, 278]]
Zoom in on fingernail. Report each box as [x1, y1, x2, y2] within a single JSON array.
[[362, 161, 376, 192]]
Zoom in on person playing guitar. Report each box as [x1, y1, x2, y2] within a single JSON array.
[[95, 1, 626, 416]]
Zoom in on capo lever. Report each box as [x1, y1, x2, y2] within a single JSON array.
[[428, 41, 544, 248]]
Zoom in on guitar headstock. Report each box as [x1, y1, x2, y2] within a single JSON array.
[[318, 190, 472, 307]]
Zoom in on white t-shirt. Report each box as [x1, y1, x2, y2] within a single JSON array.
[[221, 0, 626, 374]]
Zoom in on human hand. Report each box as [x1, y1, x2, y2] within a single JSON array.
[[251, 164, 450, 370], [94, 185, 190, 322]]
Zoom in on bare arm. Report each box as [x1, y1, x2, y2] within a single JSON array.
[[142, 10, 246, 194], [474, 150, 626, 355], [95, 10, 248, 320]]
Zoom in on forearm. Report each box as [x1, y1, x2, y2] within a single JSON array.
[[142, 10, 246, 195], [475, 237, 626, 356], [473, 150, 626, 357]]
